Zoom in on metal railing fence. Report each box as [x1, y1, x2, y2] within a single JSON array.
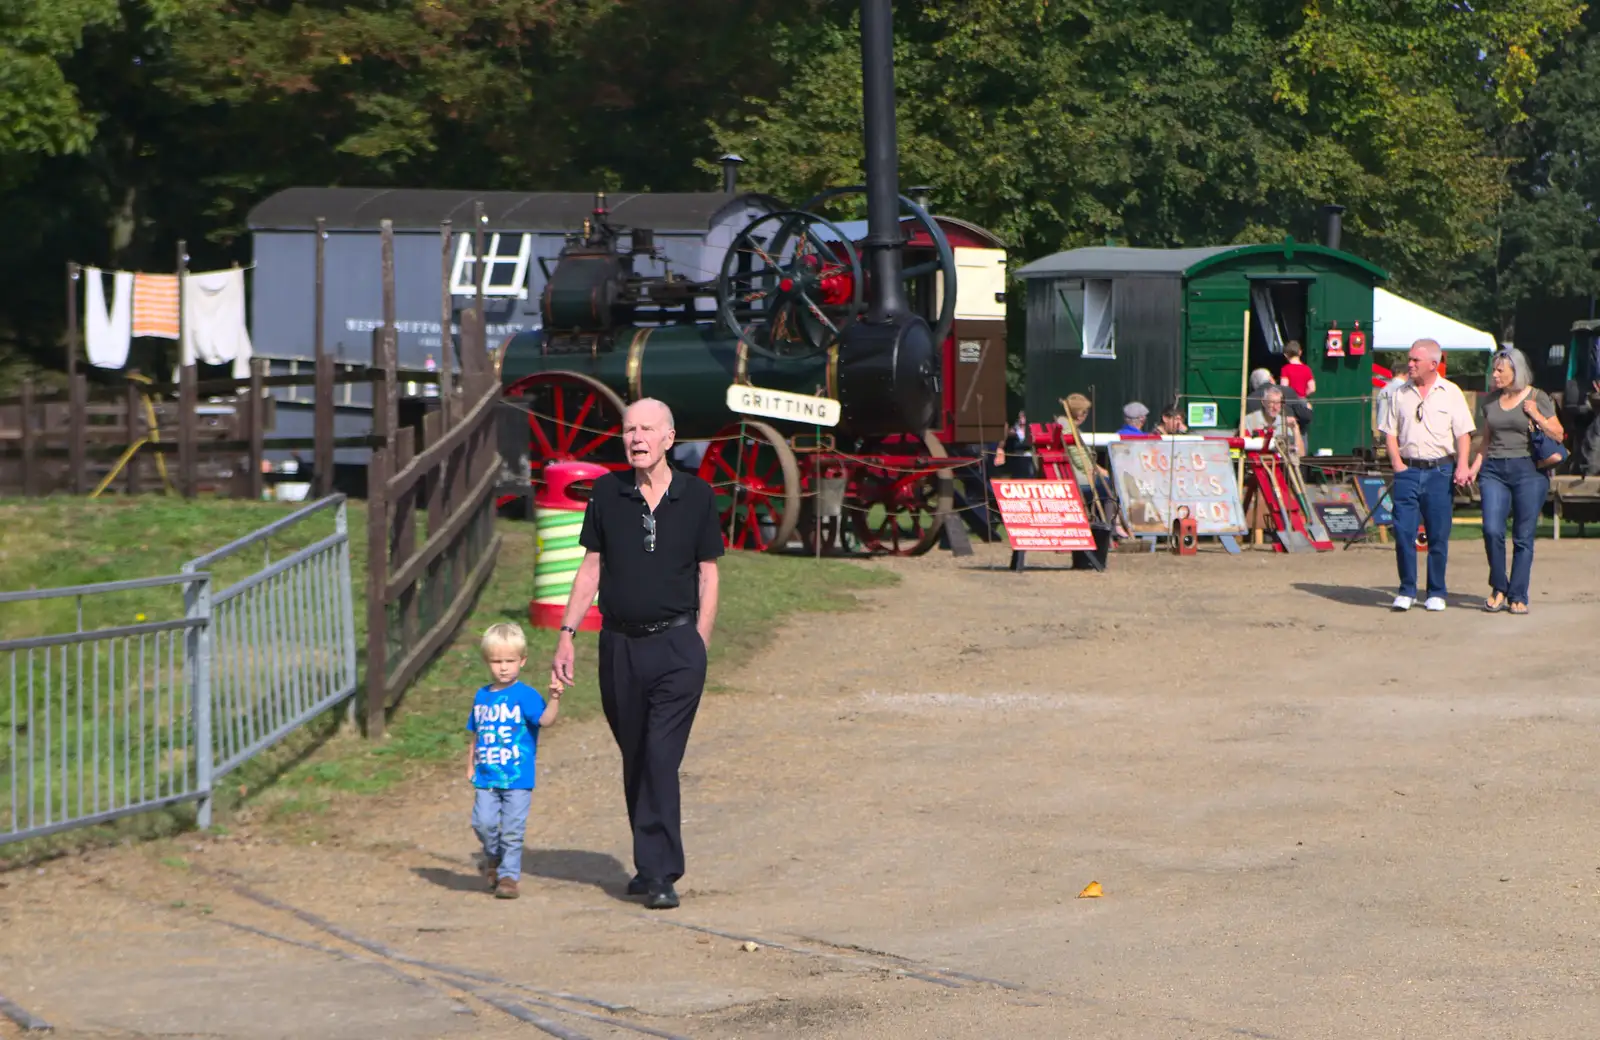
[[1, 495, 358, 846]]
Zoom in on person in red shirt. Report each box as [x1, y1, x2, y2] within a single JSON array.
[[1279, 340, 1316, 399]]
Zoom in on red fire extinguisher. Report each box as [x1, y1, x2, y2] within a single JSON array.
[[1349, 320, 1367, 355], [1325, 321, 1345, 358]]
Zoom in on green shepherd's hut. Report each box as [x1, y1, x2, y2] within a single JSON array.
[[1017, 211, 1389, 455]]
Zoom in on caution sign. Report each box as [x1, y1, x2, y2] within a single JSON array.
[[990, 479, 1097, 551]]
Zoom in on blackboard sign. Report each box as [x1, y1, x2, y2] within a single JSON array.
[[1356, 476, 1394, 527], [1313, 502, 1365, 540]]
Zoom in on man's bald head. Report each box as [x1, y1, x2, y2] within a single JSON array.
[[624, 398, 674, 430]]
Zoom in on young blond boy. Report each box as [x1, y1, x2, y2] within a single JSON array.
[[467, 622, 559, 899]]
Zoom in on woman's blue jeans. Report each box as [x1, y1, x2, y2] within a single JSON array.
[[1479, 456, 1549, 604]]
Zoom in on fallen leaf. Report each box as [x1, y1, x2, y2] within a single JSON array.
[[1077, 881, 1103, 899]]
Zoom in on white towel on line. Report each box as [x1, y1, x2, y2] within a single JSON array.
[[85, 267, 134, 369], [182, 267, 253, 378]]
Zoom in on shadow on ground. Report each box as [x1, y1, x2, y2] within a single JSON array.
[[1293, 583, 1485, 610], [524, 849, 633, 900], [414, 849, 632, 899]]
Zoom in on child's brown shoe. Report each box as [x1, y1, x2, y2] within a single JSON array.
[[494, 877, 519, 899], [480, 856, 500, 890]]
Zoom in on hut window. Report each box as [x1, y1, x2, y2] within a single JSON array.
[[450, 232, 533, 298], [1054, 279, 1116, 359], [1082, 279, 1116, 358]]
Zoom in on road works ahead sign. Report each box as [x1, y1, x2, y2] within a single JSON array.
[[725, 385, 841, 427]]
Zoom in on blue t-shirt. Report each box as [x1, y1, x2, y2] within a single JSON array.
[[466, 681, 546, 790]]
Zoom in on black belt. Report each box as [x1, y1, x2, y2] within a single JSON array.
[[602, 612, 696, 637], [1401, 457, 1450, 469]]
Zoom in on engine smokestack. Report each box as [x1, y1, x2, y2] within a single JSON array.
[[859, 0, 908, 322], [1320, 204, 1345, 251]]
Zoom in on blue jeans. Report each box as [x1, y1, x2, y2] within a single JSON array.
[[1478, 456, 1549, 604], [472, 787, 532, 879], [1391, 463, 1456, 599]]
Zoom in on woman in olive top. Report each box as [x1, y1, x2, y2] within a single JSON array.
[[1465, 348, 1565, 614]]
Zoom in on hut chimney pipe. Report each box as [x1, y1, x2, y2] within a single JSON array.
[[720, 154, 744, 194], [1320, 204, 1345, 251]]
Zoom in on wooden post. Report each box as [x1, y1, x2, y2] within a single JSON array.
[[423, 409, 445, 624], [19, 379, 35, 497], [68, 373, 87, 495], [471, 201, 487, 393], [393, 434, 418, 654], [371, 327, 395, 454], [177, 239, 188, 366], [378, 219, 398, 452], [365, 445, 390, 738], [314, 350, 334, 498], [247, 358, 265, 500], [65, 264, 80, 384], [125, 380, 142, 496], [313, 214, 330, 496], [315, 216, 327, 364], [178, 363, 197, 498], [439, 219, 456, 425]]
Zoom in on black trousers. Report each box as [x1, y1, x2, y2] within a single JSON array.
[[597, 623, 706, 884]]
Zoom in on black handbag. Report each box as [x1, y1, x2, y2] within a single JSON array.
[[1530, 418, 1568, 470]]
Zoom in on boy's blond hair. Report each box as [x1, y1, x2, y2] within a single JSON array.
[[480, 622, 528, 659]]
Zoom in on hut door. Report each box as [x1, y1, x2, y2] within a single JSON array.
[[1184, 281, 1252, 431]]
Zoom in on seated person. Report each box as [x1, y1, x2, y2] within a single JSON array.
[[1243, 386, 1305, 455], [1157, 406, 1188, 435], [1061, 393, 1129, 537], [1247, 367, 1312, 435], [1118, 401, 1150, 435]]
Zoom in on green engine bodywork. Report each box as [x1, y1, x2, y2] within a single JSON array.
[[499, 325, 837, 441]]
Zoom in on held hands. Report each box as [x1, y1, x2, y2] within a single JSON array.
[[550, 631, 575, 694]]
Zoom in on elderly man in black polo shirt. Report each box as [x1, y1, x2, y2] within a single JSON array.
[[549, 397, 724, 910]]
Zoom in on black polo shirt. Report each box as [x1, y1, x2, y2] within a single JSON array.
[[578, 468, 725, 624]]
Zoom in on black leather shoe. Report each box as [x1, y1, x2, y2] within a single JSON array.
[[645, 883, 679, 910], [626, 875, 648, 896]]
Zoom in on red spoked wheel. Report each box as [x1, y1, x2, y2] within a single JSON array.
[[697, 420, 802, 552], [849, 432, 954, 556], [499, 371, 629, 510]]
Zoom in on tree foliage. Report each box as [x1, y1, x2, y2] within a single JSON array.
[[3, 0, 1599, 379], [713, 0, 1583, 297]]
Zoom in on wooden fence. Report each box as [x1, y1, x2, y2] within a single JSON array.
[[361, 215, 506, 738], [362, 306, 502, 738], [0, 351, 419, 500]]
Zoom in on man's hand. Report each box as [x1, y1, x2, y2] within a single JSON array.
[[550, 633, 575, 691], [1453, 466, 1473, 487], [697, 625, 712, 654]]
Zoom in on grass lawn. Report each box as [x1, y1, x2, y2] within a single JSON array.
[[0, 494, 897, 856]]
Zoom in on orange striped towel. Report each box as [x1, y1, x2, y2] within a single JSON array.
[[132, 273, 180, 339]]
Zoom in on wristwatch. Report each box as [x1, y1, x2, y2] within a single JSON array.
[[559, 625, 577, 636]]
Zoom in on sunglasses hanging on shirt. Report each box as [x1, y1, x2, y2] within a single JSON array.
[[642, 512, 656, 552]]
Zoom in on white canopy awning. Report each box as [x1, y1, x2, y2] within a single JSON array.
[[1372, 288, 1497, 352]]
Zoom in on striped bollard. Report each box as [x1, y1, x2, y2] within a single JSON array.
[[530, 461, 606, 631]]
